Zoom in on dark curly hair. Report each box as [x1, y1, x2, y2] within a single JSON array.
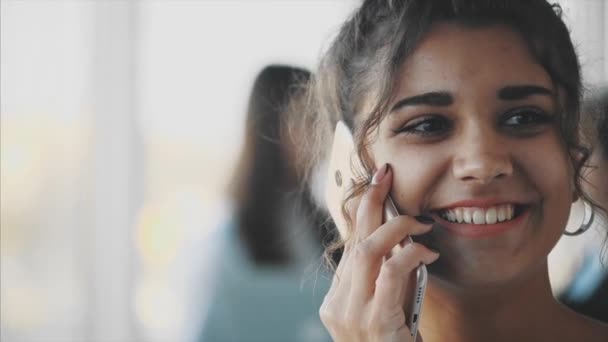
[[581, 85, 608, 159]]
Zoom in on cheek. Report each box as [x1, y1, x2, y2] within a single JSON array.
[[524, 152, 572, 198], [518, 136, 573, 236], [511, 130, 572, 193], [374, 146, 447, 215]]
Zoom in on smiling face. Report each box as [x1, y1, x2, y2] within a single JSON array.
[[368, 23, 574, 288]]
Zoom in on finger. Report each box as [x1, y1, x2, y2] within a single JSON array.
[[322, 273, 352, 339], [326, 246, 353, 299], [364, 215, 434, 260], [348, 216, 433, 314], [355, 163, 392, 242], [372, 243, 439, 324]]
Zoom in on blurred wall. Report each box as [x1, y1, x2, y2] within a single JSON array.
[[1, 1, 358, 342]]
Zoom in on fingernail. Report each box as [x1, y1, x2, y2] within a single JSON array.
[[371, 164, 388, 185], [429, 247, 440, 254], [415, 215, 435, 225]]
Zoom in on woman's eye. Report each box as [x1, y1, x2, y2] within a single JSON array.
[[501, 107, 555, 128], [393, 115, 451, 136]]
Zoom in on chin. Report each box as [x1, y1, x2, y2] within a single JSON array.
[[425, 247, 550, 293], [427, 259, 499, 291]]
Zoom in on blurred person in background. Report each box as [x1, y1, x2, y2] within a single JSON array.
[[195, 65, 333, 342], [553, 84, 608, 322]]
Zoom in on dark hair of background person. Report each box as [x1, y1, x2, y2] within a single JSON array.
[[229, 65, 331, 266], [288, 0, 607, 269]]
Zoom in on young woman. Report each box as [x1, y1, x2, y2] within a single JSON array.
[[289, 1, 608, 341]]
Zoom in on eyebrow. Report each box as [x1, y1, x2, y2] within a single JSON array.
[[390, 91, 453, 112], [498, 85, 553, 100], [390, 84, 554, 113]]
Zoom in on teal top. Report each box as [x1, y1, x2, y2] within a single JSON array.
[[196, 214, 333, 342]]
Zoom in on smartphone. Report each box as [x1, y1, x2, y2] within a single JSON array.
[[325, 121, 428, 341]]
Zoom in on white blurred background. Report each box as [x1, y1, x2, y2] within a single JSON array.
[[1, 1, 606, 342]]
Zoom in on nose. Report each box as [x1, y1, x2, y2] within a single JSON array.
[[452, 131, 513, 185]]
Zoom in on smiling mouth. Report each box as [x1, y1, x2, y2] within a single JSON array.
[[434, 204, 528, 225]]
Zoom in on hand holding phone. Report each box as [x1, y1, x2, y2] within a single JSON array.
[[323, 121, 431, 341]]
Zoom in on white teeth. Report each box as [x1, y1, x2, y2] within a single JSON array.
[[486, 207, 497, 224], [473, 210, 485, 224], [455, 208, 463, 223], [497, 206, 506, 222], [463, 210, 472, 224], [447, 211, 456, 222], [439, 204, 517, 225]]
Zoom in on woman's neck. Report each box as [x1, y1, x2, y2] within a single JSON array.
[[419, 263, 575, 342]]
